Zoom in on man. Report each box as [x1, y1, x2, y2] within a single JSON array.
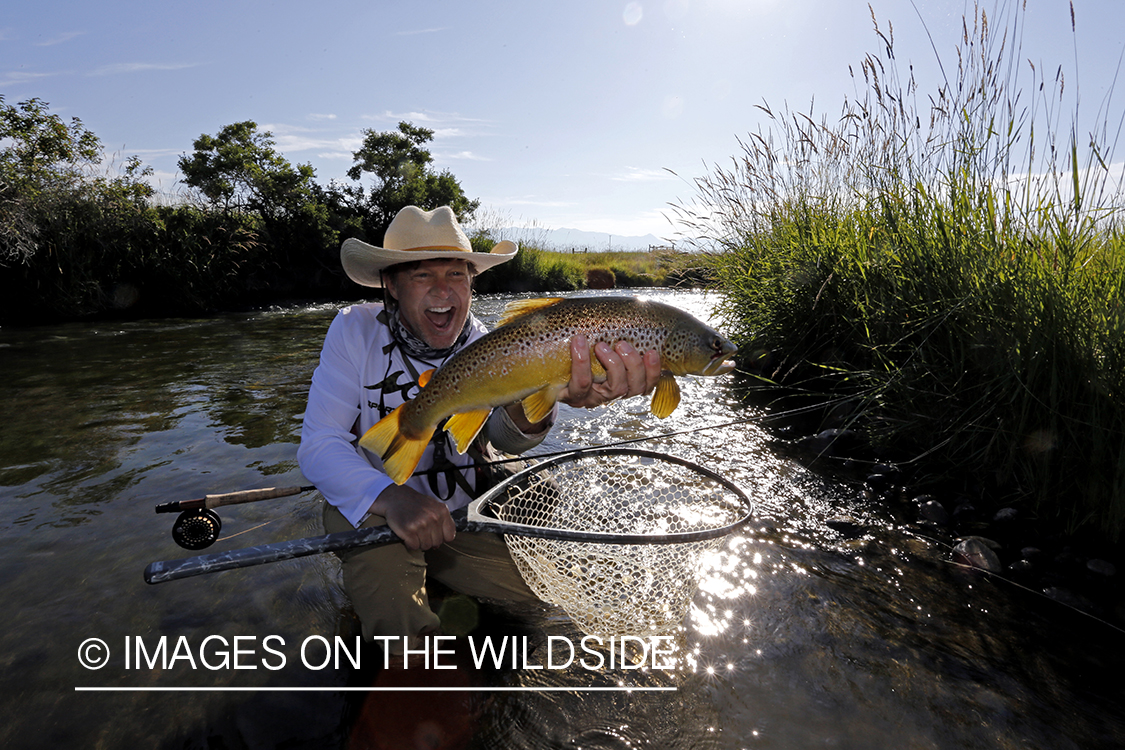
[[297, 206, 661, 659]]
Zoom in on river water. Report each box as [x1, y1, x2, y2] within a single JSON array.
[[2, 288, 1123, 749]]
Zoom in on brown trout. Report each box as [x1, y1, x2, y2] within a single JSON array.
[[359, 296, 738, 484]]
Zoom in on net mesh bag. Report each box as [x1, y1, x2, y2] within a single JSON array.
[[486, 449, 750, 638]]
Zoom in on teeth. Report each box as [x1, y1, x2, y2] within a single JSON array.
[[428, 307, 452, 313]]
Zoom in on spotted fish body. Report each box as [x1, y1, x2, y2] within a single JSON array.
[[360, 296, 738, 484]]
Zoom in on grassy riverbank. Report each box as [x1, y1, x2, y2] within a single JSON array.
[[677, 4, 1125, 540], [0, 186, 709, 325], [468, 239, 713, 294]]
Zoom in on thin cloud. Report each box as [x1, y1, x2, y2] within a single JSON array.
[[0, 70, 55, 88], [36, 31, 86, 46], [364, 110, 494, 129], [496, 196, 575, 208], [354, 112, 499, 144], [362, 110, 438, 123], [308, 113, 337, 121], [611, 166, 676, 182], [396, 27, 448, 36], [118, 147, 183, 160], [269, 130, 362, 156], [440, 150, 490, 161], [261, 122, 316, 134], [87, 62, 200, 76], [253, 121, 362, 157]]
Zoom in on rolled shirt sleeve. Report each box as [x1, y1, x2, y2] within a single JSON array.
[[485, 401, 556, 455]]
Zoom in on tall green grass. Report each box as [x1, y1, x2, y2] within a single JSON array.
[[674, 3, 1125, 539]]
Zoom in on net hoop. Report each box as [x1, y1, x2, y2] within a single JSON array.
[[466, 447, 754, 637], [467, 447, 753, 542]]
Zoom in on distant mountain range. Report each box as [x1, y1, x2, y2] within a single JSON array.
[[497, 227, 673, 252]]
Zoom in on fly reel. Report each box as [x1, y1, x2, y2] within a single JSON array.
[[171, 509, 223, 550], [154, 485, 315, 551]]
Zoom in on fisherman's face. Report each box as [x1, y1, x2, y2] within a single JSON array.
[[384, 259, 473, 350]]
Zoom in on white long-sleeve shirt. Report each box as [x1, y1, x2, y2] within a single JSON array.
[[297, 302, 555, 527]]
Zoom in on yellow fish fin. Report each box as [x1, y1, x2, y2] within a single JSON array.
[[444, 409, 492, 455], [649, 372, 681, 419], [417, 368, 436, 388], [497, 297, 565, 327], [522, 385, 561, 424], [358, 406, 434, 485]]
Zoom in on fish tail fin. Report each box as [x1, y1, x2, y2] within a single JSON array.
[[444, 409, 492, 454], [358, 406, 434, 485]]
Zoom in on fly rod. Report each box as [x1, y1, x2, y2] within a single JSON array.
[[154, 485, 317, 514]]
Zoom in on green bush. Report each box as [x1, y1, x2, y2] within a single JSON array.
[[470, 239, 582, 293], [675, 3, 1125, 538]]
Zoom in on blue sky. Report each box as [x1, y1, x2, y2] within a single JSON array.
[[3, 1, 1123, 240]]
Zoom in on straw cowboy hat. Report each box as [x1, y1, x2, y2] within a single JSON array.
[[341, 205, 517, 288]]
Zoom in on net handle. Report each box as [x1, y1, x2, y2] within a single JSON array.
[[143, 448, 753, 584], [467, 446, 754, 544], [143, 511, 736, 585]]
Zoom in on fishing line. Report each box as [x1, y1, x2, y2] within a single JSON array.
[[945, 559, 1125, 636], [910, 529, 1125, 638], [217, 519, 282, 543]]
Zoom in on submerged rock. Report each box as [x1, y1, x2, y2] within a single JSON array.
[[1087, 559, 1117, 578], [1006, 559, 1034, 577], [952, 502, 978, 525], [993, 507, 1019, 524], [1042, 586, 1100, 615], [918, 497, 951, 526], [953, 537, 1002, 573]]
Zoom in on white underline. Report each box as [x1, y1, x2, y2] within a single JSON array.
[[75, 686, 677, 693]]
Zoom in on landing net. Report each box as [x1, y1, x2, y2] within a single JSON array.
[[474, 448, 752, 638]]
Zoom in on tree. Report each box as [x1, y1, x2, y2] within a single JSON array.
[[178, 121, 317, 222], [1, 95, 154, 268], [343, 121, 479, 240], [1, 96, 103, 263], [177, 121, 343, 296], [0, 96, 101, 191]]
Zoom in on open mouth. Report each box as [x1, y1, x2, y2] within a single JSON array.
[[424, 306, 455, 331], [704, 341, 738, 376], [704, 355, 737, 376]]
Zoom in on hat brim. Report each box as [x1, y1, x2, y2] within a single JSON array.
[[341, 238, 518, 288]]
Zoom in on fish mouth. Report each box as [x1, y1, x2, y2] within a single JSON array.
[[703, 355, 737, 376], [702, 340, 738, 376]]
